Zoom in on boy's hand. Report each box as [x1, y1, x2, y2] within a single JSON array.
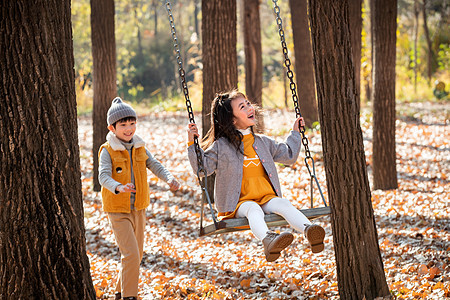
[[187, 123, 199, 143], [293, 117, 305, 133], [116, 183, 136, 193], [168, 178, 180, 192]]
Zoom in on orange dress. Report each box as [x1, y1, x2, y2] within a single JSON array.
[[218, 133, 277, 220]]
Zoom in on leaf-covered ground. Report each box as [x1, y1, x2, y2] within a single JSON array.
[[79, 101, 449, 299]]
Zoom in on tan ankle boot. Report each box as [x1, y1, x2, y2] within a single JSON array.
[[262, 231, 294, 262], [304, 224, 325, 253]]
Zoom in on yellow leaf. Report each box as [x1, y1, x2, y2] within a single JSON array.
[[100, 278, 107, 288], [417, 264, 428, 275], [433, 282, 443, 290], [240, 279, 251, 288], [95, 287, 103, 298]]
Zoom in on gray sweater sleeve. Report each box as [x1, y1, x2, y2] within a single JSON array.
[[264, 130, 302, 165], [145, 148, 174, 183], [98, 148, 121, 193], [187, 142, 219, 177]]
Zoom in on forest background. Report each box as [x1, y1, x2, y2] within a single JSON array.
[[70, 0, 449, 299], [1, 0, 449, 299], [72, 0, 449, 114]]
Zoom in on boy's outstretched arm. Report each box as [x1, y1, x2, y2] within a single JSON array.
[[167, 178, 180, 191]]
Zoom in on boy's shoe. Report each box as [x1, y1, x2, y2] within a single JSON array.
[[304, 224, 325, 253], [114, 292, 121, 300], [262, 231, 294, 262], [123, 297, 137, 300]]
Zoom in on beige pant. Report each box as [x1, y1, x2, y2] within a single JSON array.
[[108, 209, 146, 298]]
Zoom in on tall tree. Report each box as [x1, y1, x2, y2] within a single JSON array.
[[308, 0, 391, 298], [201, 0, 238, 133], [194, 0, 200, 38], [242, 0, 264, 132], [91, 0, 117, 192], [422, 0, 434, 82], [0, 1, 96, 299], [413, 0, 420, 93], [289, 0, 318, 127], [371, 0, 398, 190], [152, 0, 158, 36], [134, 0, 144, 61], [349, 0, 363, 111], [202, 0, 238, 201]]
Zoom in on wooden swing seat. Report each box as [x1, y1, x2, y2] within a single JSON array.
[[200, 206, 331, 236]]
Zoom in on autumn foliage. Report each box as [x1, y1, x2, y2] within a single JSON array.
[[80, 103, 449, 299]]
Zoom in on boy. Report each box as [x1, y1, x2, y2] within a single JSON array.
[[98, 97, 180, 300]]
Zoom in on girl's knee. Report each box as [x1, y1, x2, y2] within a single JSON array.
[[237, 201, 264, 218], [279, 198, 295, 208], [263, 197, 295, 214], [247, 205, 265, 218]]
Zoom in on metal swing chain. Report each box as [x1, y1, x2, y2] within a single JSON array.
[[272, 0, 327, 207], [165, 1, 218, 227]]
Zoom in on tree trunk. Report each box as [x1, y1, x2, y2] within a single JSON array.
[[371, 0, 398, 190], [152, 0, 158, 36], [201, 0, 238, 134], [0, 1, 96, 299], [201, 0, 238, 204], [413, 0, 419, 93], [91, 0, 117, 192], [289, 0, 318, 127], [135, 3, 144, 61], [422, 0, 433, 82], [243, 0, 264, 132], [349, 0, 362, 112], [152, 0, 160, 37], [308, 1, 391, 299], [194, 0, 200, 38]]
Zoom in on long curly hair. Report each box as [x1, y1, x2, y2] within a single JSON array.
[[201, 90, 251, 153]]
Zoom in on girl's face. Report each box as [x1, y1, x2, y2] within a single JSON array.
[[108, 119, 137, 142], [231, 96, 256, 129]]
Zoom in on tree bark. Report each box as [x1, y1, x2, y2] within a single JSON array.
[[413, 0, 419, 93], [422, 0, 433, 82], [152, 0, 158, 36], [91, 0, 117, 192], [201, 0, 238, 203], [0, 1, 96, 299], [194, 0, 200, 38], [242, 0, 264, 132], [371, 0, 398, 190], [289, 0, 318, 127], [135, 3, 144, 61], [201, 0, 238, 134], [308, 0, 391, 299], [349, 0, 362, 112]]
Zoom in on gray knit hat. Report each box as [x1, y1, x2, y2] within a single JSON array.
[[107, 97, 137, 125]]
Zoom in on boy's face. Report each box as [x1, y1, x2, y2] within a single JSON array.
[[108, 119, 136, 143]]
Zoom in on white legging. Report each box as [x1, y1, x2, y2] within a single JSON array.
[[236, 197, 312, 240]]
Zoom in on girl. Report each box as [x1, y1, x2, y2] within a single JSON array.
[[187, 90, 325, 262]]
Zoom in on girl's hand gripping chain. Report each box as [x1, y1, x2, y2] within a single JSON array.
[[187, 123, 200, 143], [293, 117, 305, 133]]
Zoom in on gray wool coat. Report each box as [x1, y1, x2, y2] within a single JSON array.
[[187, 131, 302, 213]]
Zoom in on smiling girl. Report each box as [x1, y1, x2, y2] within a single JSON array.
[[187, 90, 325, 262]]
